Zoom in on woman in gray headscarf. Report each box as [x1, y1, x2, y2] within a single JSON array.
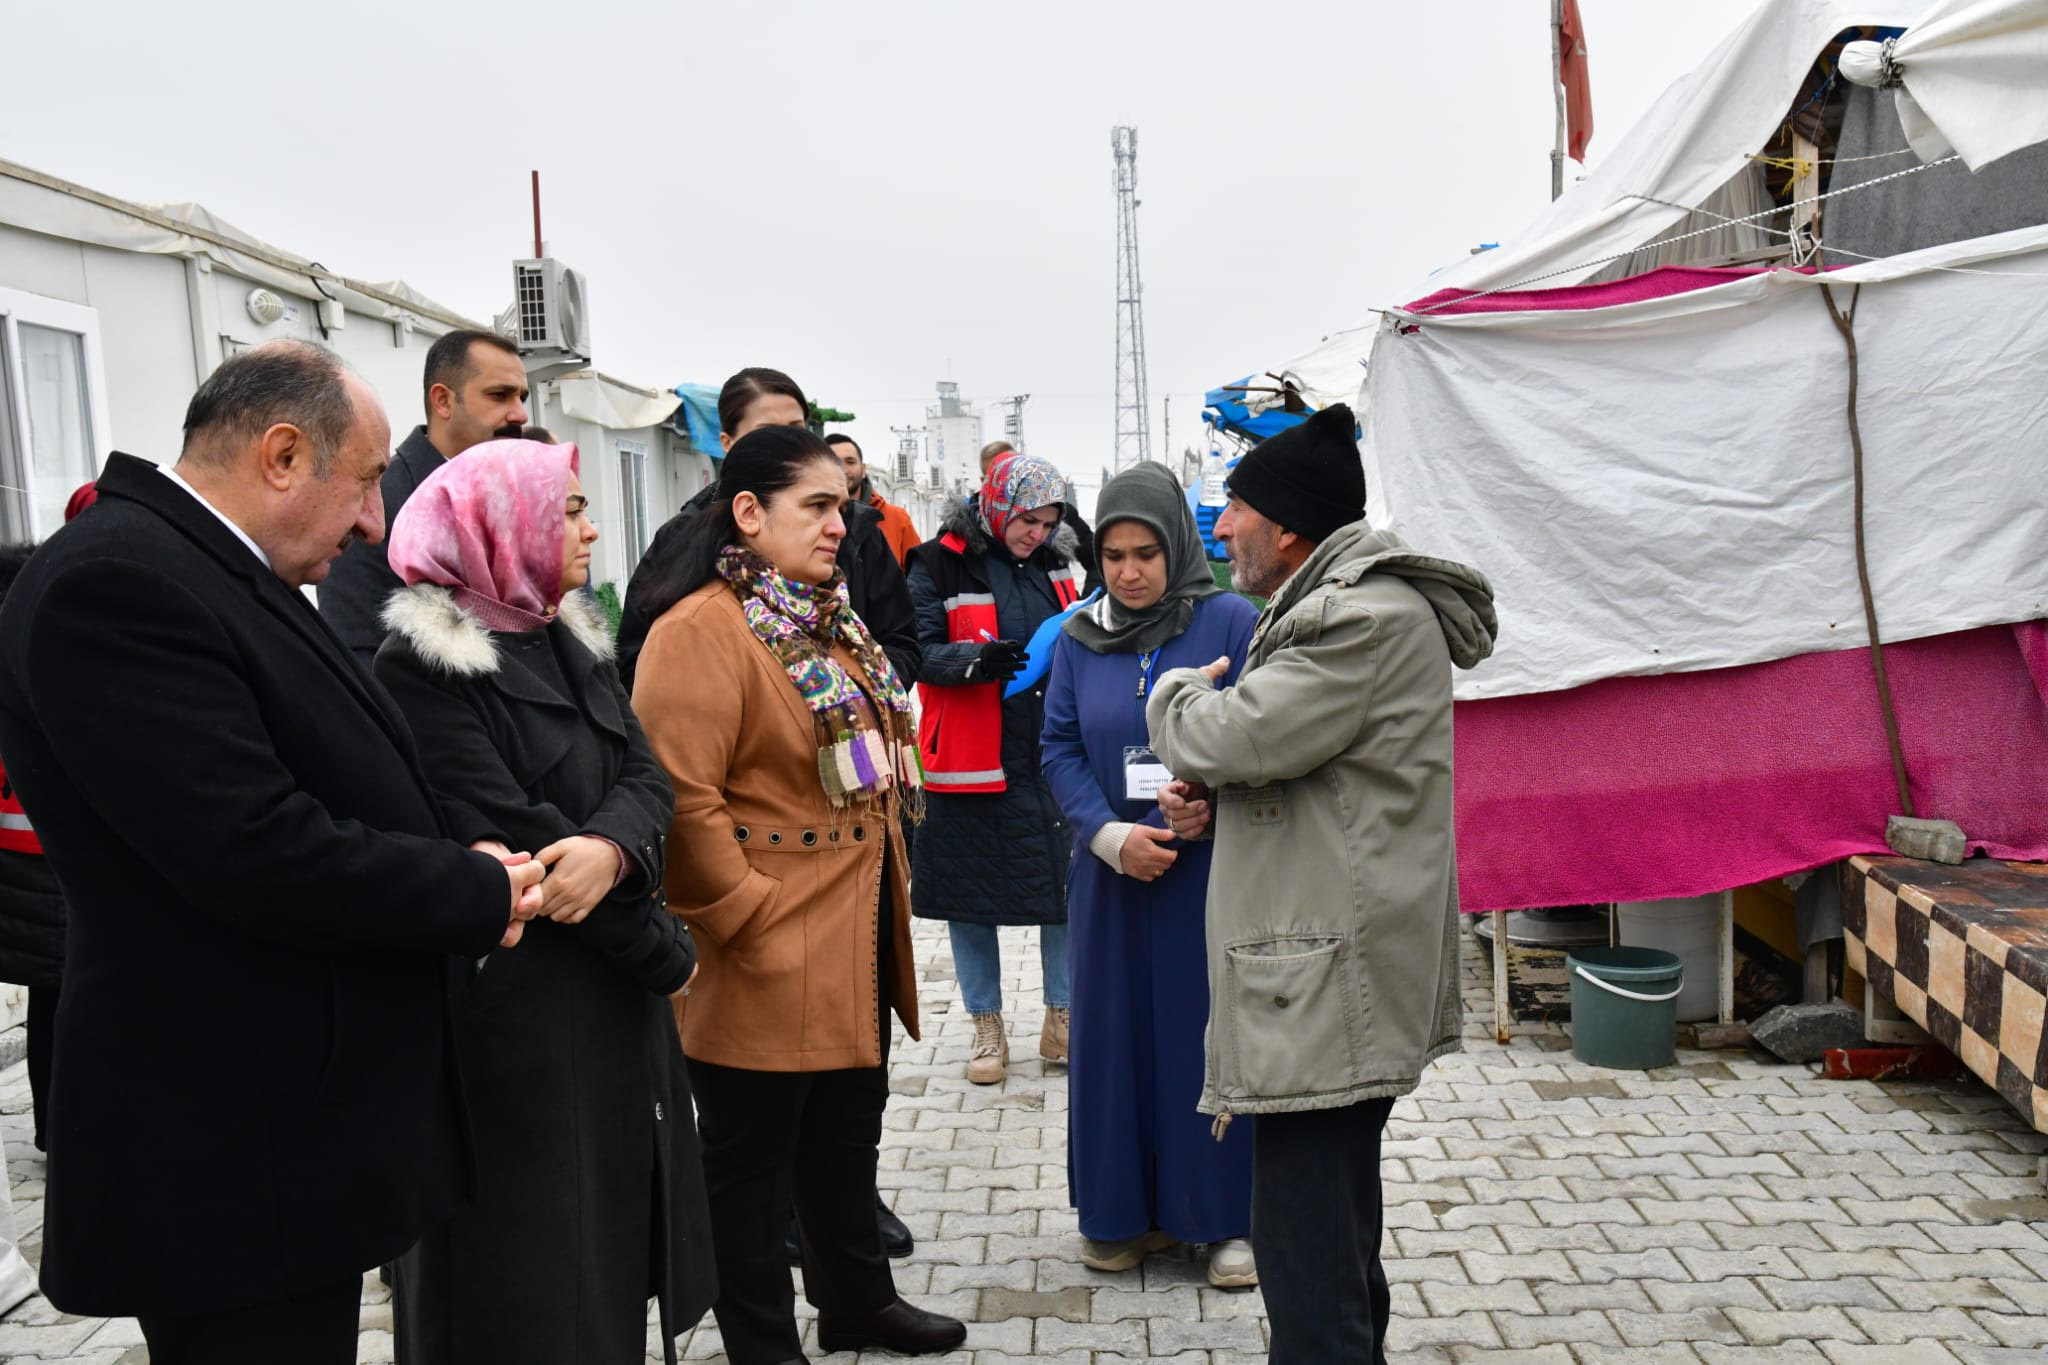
[[1039, 462, 1262, 1288]]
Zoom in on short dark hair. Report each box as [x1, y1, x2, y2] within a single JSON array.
[[181, 341, 356, 475], [717, 367, 808, 435], [423, 329, 521, 420], [521, 425, 558, 443], [825, 433, 862, 459]]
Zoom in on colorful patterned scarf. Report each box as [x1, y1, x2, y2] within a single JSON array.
[[717, 545, 923, 812], [978, 452, 1069, 543]]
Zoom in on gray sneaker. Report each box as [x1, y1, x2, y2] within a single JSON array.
[[1208, 1237, 1258, 1288]]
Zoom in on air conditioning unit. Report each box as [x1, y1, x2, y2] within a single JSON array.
[[510, 257, 591, 379]]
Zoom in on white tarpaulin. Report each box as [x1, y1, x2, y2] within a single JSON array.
[[1365, 225, 2048, 701], [555, 372, 681, 431], [1405, 0, 1920, 300], [1840, 0, 2048, 169]]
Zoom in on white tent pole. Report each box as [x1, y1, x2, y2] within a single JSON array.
[[1550, 0, 1566, 200]]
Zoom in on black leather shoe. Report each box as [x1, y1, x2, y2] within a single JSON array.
[[816, 1299, 967, 1355], [877, 1192, 915, 1258]]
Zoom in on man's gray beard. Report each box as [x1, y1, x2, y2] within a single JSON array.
[[1229, 554, 1277, 598]]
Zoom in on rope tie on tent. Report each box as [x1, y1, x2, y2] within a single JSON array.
[[1820, 283, 1916, 818], [1750, 145, 1916, 169], [1876, 37, 1905, 89], [1750, 153, 1819, 181], [1402, 153, 1960, 317]]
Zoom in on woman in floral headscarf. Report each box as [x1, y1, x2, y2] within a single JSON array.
[[371, 438, 714, 1364], [904, 452, 1086, 1085]]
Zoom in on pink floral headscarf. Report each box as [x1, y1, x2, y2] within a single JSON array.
[[387, 438, 581, 631], [977, 452, 1068, 542]]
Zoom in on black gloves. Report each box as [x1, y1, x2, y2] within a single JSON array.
[[969, 639, 1029, 682]]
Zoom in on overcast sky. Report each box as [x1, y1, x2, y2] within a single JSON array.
[[2, 0, 1760, 489]]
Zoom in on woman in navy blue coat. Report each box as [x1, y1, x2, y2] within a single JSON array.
[[1040, 462, 1259, 1288]]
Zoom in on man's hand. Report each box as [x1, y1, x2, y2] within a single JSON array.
[[475, 842, 547, 948], [1199, 655, 1230, 683], [534, 835, 620, 925], [1118, 825, 1179, 881], [1158, 779, 1213, 841]]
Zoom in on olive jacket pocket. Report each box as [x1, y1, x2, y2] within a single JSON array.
[[1219, 936, 1359, 1103]]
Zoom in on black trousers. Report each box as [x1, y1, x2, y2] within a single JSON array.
[[1252, 1097, 1397, 1365], [25, 985, 55, 1151], [687, 984, 896, 1364], [138, 1277, 360, 1365]]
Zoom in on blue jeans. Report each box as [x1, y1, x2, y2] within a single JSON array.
[[947, 921, 1070, 1015]]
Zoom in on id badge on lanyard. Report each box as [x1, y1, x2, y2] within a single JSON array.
[[1124, 746, 1171, 802]]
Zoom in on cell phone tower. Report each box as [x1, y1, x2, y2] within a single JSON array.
[[1112, 126, 1153, 470]]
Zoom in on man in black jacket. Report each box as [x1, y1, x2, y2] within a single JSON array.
[[319, 328, 530, 667], [0, 341, 547, 1364], [618, 481, 922, 693]]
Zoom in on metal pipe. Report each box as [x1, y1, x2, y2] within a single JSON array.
[[1550, 0, 1567, 200]]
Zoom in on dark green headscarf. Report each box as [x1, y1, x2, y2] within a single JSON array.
[[1063, 461, 1219, 655]]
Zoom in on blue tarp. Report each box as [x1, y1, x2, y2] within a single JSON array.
[[1203, 377, 1310, 444], [671, 383, 723, 456], [1192, 378, 1318, 558]]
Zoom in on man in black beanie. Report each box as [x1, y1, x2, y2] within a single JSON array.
[[1142, 402, 1498, 1363]]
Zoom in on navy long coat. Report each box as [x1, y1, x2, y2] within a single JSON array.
[[1040, 591, 1258, 1243]]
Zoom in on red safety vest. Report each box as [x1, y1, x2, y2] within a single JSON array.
[[916, 531, 1081, 794], [0, 755, 40, 855]]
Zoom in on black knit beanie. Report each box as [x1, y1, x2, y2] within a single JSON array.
[[1225, 403, 1365, 542]]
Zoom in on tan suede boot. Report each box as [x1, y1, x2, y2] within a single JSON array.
[[967, 1011, 1008, 1085], [1039, 1005, 1070, 1064]]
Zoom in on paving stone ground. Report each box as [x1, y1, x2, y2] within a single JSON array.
[[2, 916, 2046, 1363]]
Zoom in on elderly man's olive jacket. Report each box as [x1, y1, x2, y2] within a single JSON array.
[[1146, 520, 1496, 1116]]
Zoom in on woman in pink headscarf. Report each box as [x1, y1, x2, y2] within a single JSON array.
[[370, 439, 714, 1364]]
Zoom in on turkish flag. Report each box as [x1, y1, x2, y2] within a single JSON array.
[[1559, 0, 1594, 162]]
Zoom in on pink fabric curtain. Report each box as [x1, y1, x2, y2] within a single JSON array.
[[1453, 623, 2048, 912]]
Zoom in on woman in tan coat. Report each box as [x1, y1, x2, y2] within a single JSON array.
[[633, 424, 965, 1365]]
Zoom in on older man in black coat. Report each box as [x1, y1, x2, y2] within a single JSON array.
[[0, 341, 547, 1365]]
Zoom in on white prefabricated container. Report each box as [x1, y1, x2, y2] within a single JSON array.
[[1616, 894, 1720, 1023]]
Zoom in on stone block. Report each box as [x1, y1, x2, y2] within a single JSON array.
[[1885, 815, 1967, 864], [1750, 1003, 1866, 1064]]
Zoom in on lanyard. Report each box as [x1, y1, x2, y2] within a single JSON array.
[[1136, 650, 1158, 699]]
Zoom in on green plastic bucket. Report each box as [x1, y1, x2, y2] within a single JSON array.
[[1566, 945, 1683, 1070]]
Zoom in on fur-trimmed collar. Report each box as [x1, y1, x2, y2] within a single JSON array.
[[938, 497, 1081, 568], [381, 582, 615, 677]]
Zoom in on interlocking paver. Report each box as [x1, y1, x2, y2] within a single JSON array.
[[0, 917, 2041, 1363]]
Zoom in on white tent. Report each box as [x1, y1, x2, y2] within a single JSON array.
[[1263, 0, 2048, 700], [1839, 0, 2048, 169]]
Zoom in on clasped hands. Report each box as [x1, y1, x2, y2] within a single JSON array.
[[1152, 655, 1230, 845], [472, 835, 620, 948]]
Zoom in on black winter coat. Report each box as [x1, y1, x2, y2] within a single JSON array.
[[617, 485, 921, 692], [904, 504, 1079, 926], [375, 584, 716, 1364], [319, 425, 444, 668], [0, 849, 62, 989], [0, 453, 512, 1318], [0, 544, 62, 991]]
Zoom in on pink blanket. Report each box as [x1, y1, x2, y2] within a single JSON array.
[[1400, 263, 1833, 317], [1453, 623, 2048, 912]]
